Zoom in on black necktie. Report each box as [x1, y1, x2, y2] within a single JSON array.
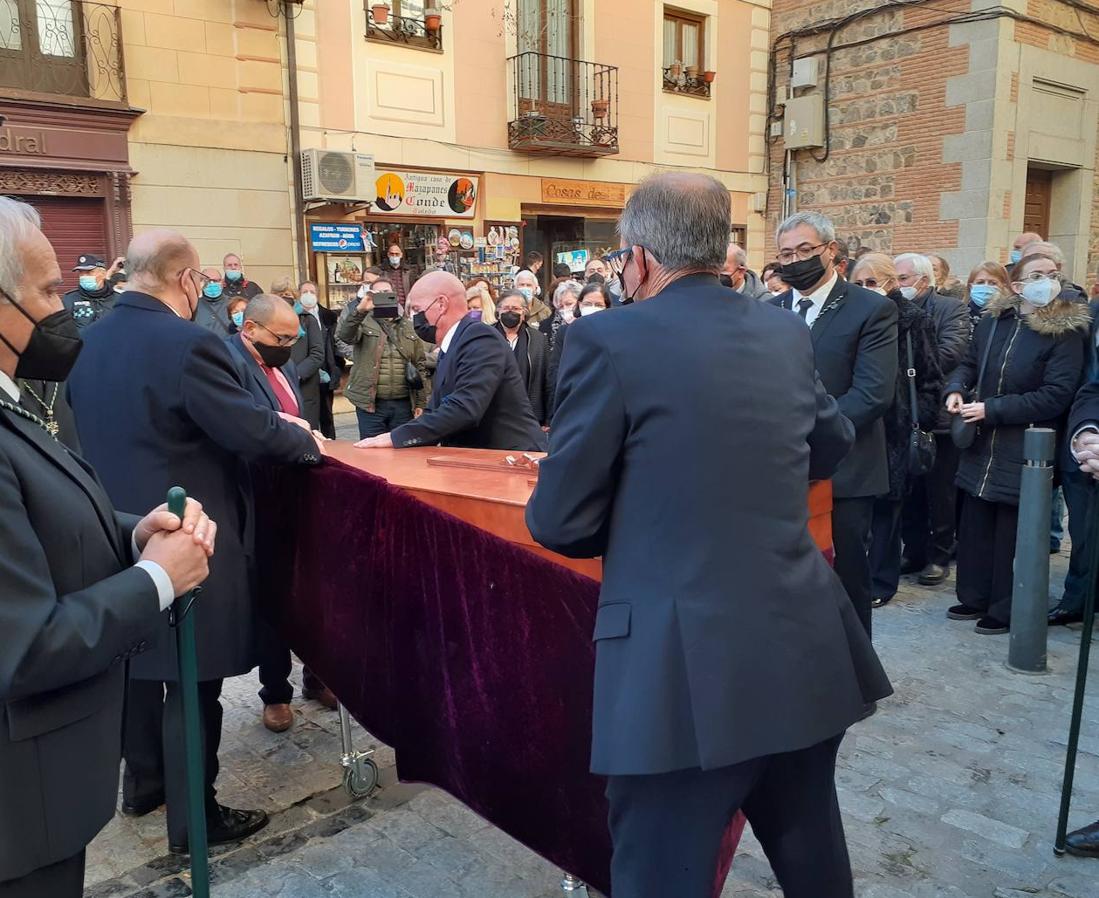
[[797, 298, 814, 320]]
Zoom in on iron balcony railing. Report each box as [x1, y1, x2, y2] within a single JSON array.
[[0, 0, 126, 103], [507, 51, 619, 158], [364, 3, 442, 51]]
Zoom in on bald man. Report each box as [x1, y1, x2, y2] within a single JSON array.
[[1010, 231, 1042, 265], [67, 230, 324, 854], [356, 271, 546, 451]]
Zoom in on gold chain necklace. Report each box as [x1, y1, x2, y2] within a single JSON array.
[[19, 382, 59, 437], [0, 395, 55, 438]]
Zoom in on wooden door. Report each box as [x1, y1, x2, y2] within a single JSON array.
[[1024, 167, 1052, 239]]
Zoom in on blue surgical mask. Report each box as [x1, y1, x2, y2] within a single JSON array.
[[231, 310, 245, 328], [968, 284, 998, 307], [225, 269, 243, 282], [1008, 249, 1023, 265], [293, 301, 304, 315], [203, 281, 223, 299], [79, 275, 99, 292], [298, 324, 306, 338], [518, 286, 533, 301]]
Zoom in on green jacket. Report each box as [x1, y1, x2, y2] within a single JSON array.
[[336, 303, 430, 413]]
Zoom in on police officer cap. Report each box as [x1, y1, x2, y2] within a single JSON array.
[[73, 253, 107, 271]]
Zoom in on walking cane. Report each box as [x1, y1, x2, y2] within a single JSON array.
[[166, 486, 210, 896], [1055, 483, 1099, 854]]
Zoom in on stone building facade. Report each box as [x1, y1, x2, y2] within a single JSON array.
[[766, 0, 1099, 285]]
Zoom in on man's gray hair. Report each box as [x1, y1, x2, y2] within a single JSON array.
[[728, 242, 747, 268], [553, 279, 583, 307], [245, 293, 289, 326], [619, 173, 730, 269], [1022, 240, 1065, 268], [894, 252, 937, 288], [775, 211, 836, 245], [0, 196, 42, 303], [498, 288, 529, 310]]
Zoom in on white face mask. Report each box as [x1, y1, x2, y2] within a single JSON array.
[[1020, 277, 1059, 307], [300, 292, 318, 309], [389, 255, 402, 267], [580, 305, 604, 316], [561, 308, 576, 323], [898, 285, 918, 301], [518, 286, 534, 301], [870, 287, 888, 296]]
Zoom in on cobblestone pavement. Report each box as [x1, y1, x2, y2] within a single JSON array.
[[84, 436, 1099, 895]]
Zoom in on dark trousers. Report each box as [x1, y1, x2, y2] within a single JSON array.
[[1060, 466, 1093, 612], [869, 497, 903, 600], [606, 735, 851, 898], [319, 387, 336, 439], [902, 433, 959, 567], [256, 615, 325, 704], [832, 496, 875, 638], [0, 851, 84, 898], [356, 398, 413, 439], [122, 677, 224, 844], [956, 493, 1019, 624]]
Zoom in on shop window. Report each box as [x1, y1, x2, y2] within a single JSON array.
[[662, 8, 712, 99], [366, 0, 443, 52]]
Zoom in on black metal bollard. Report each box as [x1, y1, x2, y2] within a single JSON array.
[[1008, 427, 1057, 674]]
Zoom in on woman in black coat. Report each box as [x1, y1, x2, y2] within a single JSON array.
[[945, 254, 1089, 633], [852, 255, 944, 607]]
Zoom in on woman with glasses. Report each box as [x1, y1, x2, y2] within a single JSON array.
[[944, 254, 1089, 634], [849, 254, 943, 608]]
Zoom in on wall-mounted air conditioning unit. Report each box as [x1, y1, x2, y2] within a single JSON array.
[[301, 149, 376, 203]]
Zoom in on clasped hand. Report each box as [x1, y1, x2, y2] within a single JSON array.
[[945, 392, 985, 423], [1074, 432, 1099, 481], [135, 497, 216, 597]]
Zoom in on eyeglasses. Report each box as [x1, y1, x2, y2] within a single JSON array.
[[1018, 271, 1062, 283], [254, 321, 299, 347], [184, 267, 212, 291], [775, 243, 827, 265], [603, 248, 631, 276], [854, 278, 878, 289]]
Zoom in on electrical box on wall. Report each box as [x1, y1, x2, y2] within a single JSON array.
[[790, 56, 820, 89], [784, 95, 824, 149]]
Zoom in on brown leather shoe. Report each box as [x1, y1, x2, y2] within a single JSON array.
[[262, 703, 293, 732], [302, 685, 338, 710]]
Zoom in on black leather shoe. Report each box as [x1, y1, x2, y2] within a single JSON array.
[[120, 791, 165, 818], [975, 616, 1009, 635], [871, 595, 894, 609], [1065, 819, 1099, 857], [169, 805, 269, 855], [1049, 606, 1085, 627], [899, 558, 924, 575], [947, 604, 982, 621], [918, 564, 949, 586]]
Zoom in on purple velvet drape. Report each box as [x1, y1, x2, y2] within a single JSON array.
[[254, 459, 744, 895]]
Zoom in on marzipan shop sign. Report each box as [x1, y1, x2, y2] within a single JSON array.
[[541, 178, 626, 208], [373, 170, 478, 219]]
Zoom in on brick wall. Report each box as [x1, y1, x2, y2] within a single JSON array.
[[766, 0, 970, 259]]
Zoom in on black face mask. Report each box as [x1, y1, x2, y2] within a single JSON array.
[[412, 296, 443, 344], [719, 274, 734, 289], [498, 311, 522, 329], [777, 254, 828, 293], [0, 299, 83, 382], [254, 341, 293, 368]]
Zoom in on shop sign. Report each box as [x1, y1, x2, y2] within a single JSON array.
[[373, 169, 478, 219], [541, 178, 626, 208], [309, 223, 365, 252]]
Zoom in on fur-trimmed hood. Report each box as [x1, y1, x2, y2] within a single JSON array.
[[984, 291, 1092, 338]]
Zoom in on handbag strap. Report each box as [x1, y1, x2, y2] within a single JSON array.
[[905, 331, 920, 431], [379, 320, 414, 367], [972, 316, 1000, 397]]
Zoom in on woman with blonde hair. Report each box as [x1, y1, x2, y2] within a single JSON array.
[[849, 253, 943, 607], [465, 281, 497, 326]]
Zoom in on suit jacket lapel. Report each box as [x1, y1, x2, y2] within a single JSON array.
[[231, 336, 281, 410], [0, 405, 126, 563], [437, 317, 472, 397], [809, 279, 848, 346]]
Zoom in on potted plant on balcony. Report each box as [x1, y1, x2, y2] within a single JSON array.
[[591, 96, 609, 118], [703, 70, 716, 83], [668, 60, 682, 81], [371, 3, 390, 25], [424, 7, 442, 30], [685, 64, 700, 80]]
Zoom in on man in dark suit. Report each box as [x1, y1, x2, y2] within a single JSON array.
[[0, 197, 215, 897], [771, 211, 899, 651], [355, 271, 546, 452], [226, 294, 337, 729], [526, 174, 891, 898], [68, 229, 324, 855]]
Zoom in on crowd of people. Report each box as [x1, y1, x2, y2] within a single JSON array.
[[8, 168, 1099, 898]]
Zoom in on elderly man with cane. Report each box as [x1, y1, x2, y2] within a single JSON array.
[[0, 196, 216, 898]]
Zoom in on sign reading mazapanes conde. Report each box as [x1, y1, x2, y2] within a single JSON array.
[[541, 178, 626, 207]]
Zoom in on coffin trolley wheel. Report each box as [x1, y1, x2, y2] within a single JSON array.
[[343, 754, 379, 798]]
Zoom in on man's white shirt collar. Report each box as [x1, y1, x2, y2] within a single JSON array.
[[792, 271, 838, 310], [439, 320, 460, 354], [0, 370, 19, 402]]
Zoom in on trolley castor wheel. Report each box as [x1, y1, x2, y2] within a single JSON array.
[[343, 755, 379, 798]]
